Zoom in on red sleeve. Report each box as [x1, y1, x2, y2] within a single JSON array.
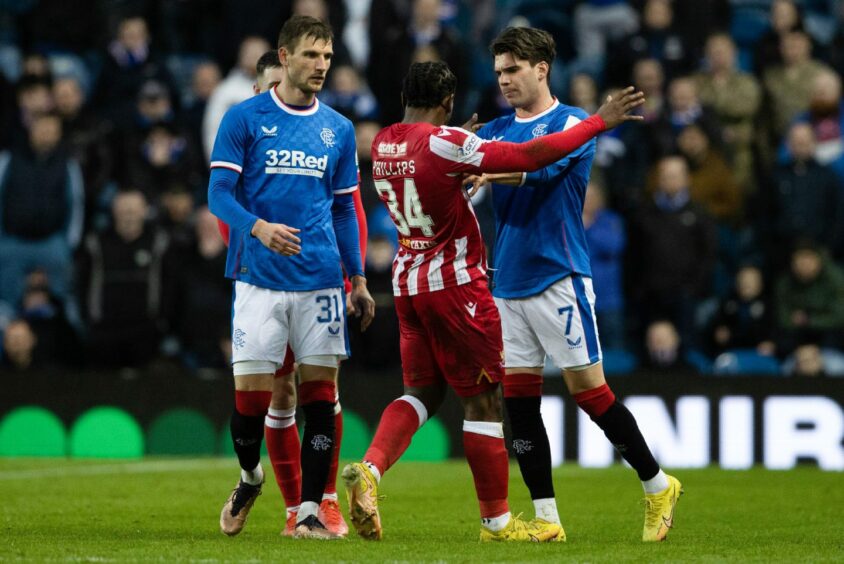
[[343, 184, 368, 294], [427, 116, 606, 175], [216, 218, 230, 247]]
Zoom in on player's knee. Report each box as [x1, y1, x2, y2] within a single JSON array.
[[573, 383, 616, 419], [403, 383, 446, 417], [461, 386, 503, 422]]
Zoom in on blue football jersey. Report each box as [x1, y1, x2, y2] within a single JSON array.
[[476, 99, 595, 299], [210, 89, 358, 291]]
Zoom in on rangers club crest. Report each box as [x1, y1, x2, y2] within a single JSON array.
[[311, 434, 333, 451], [532, 123, 548, 138], [320, 128, 336, 147]]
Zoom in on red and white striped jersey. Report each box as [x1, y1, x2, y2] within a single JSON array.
[[372, 123, 491, 297]]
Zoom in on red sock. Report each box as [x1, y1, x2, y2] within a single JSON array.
[[364, 395, 425, 475], [324, 404, 343, 496], [463, 421, 509, 519], [265, 407, 301, 510], [573, 383, 616, 418]]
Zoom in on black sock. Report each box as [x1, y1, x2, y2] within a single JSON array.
[[592, 401, 660, 481], [230, 408, 265, 475], [505, 396, 555, 500], [300, 401, 336, 506]]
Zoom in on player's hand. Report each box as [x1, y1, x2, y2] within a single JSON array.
[[462, 173, 489, 197], [348, 275, 376, 331], [460, 113, 486, 133], [251, 219, 302, 256], [596, 86, 645, 129]]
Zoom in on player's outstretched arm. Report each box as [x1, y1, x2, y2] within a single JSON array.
[[477, 87, 644, 174]]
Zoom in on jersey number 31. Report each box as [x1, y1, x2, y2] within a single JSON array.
[[374, 178, 435, 237]]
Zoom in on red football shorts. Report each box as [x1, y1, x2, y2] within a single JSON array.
[[394, 278, 504, 398]]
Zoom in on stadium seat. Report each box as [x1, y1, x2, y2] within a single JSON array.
[[729, 6, 770, 48], [712, 349, 783, 376], [601, 349, 637, 375], [686, 349, 713, 374]]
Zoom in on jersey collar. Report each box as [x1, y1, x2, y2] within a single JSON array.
[[514, 97, 559, 123], [271, 85, 320, 116]]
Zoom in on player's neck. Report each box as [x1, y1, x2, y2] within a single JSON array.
[[514, 91, 555, 119], [402, 107, 446, 126], [276, 82, 316, 108]]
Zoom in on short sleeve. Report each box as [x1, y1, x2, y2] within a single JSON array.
[[209, 106, 248, 173], [333, 121, 359, 195]]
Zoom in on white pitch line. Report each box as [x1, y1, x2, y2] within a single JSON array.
[[0, 458, 233, 481]]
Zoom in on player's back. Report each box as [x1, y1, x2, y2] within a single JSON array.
[[371, 123, 487, 297]]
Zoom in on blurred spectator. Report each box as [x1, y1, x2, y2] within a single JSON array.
[[21, 53, 51, 78], [202, 35, 270, 160], [695, 33, 762, 193], [94, 15, 176, 127], [629, 156, 717, 344], [775, 241, 844, 351], [568, 73, 599, 113], [765, 123, 843, 261], [125, 122, 203, 201], [583, 179, 626, 350], [572, 0, 639, 75], [763, 31, 833, 137], [754, 0, 807, 76], [642, 319, 698, 374], [169, 206, 230, 372], [605, 0, 694, 87], [18, 270, 81, 367], [159, 183, 197, 251], [0, 112, 83, 307], [791, 70, 844, 182], [633, 58, 666, 123], [708, 265, 775, 356], [676, 123, 742, 224], [182, 61, 222, 161], [0, 319, 40, 372], [788, 343, 826, 377], [78, 190, 172, 368], [292, 0, 352, 66], [648, 76, 721, 159], [367, 0, 465, 124], [320, 65, 379, 122], [669, 0, 730, 62], [2, 75, 53, 150], [53, 76, 114, 229]]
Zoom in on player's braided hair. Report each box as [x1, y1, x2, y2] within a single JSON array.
[[277, 15, 333, 51], [401, 61, 457, 109]]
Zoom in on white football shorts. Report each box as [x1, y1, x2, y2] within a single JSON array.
[[494, 274, 602, 370], [230, 281, 348, 366]]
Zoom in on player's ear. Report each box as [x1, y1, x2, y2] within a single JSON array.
[[440, 94, 455, 111], [278, 46, 288, 66], [400, 92, 406, 109], [536, 61, 549, 82]]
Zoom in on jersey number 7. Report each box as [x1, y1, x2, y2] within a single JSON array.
[[375, 178, 435, 237]]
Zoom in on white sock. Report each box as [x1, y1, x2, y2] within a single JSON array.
[[642, 469, 670, 494], [363, 461, 382, 483], [241, 463, 263, 486], [533, 498, 560, 524], [287, 504, 300, 517], [481, 512, 511, 532], [321, 492, 338, 501], [298, 501, 319, 521]]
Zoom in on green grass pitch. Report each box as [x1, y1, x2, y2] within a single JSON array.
[[1, 458, 842, 562]]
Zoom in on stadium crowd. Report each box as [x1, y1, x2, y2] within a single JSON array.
[[2, 0, 844, 377]]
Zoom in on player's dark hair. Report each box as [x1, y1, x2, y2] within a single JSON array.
[[490, 26, 556, 80], [256, 51, 281, 76], [401, 61, 457, 109], [277, 15, 333, 52]]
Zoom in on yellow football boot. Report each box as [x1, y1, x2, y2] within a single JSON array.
[[642, 474, 683, 542], [342, 462, 383, 540], [479, 513, 562, 542]]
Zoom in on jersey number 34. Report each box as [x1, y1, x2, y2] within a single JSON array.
[[374, 178, 435, 237]]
